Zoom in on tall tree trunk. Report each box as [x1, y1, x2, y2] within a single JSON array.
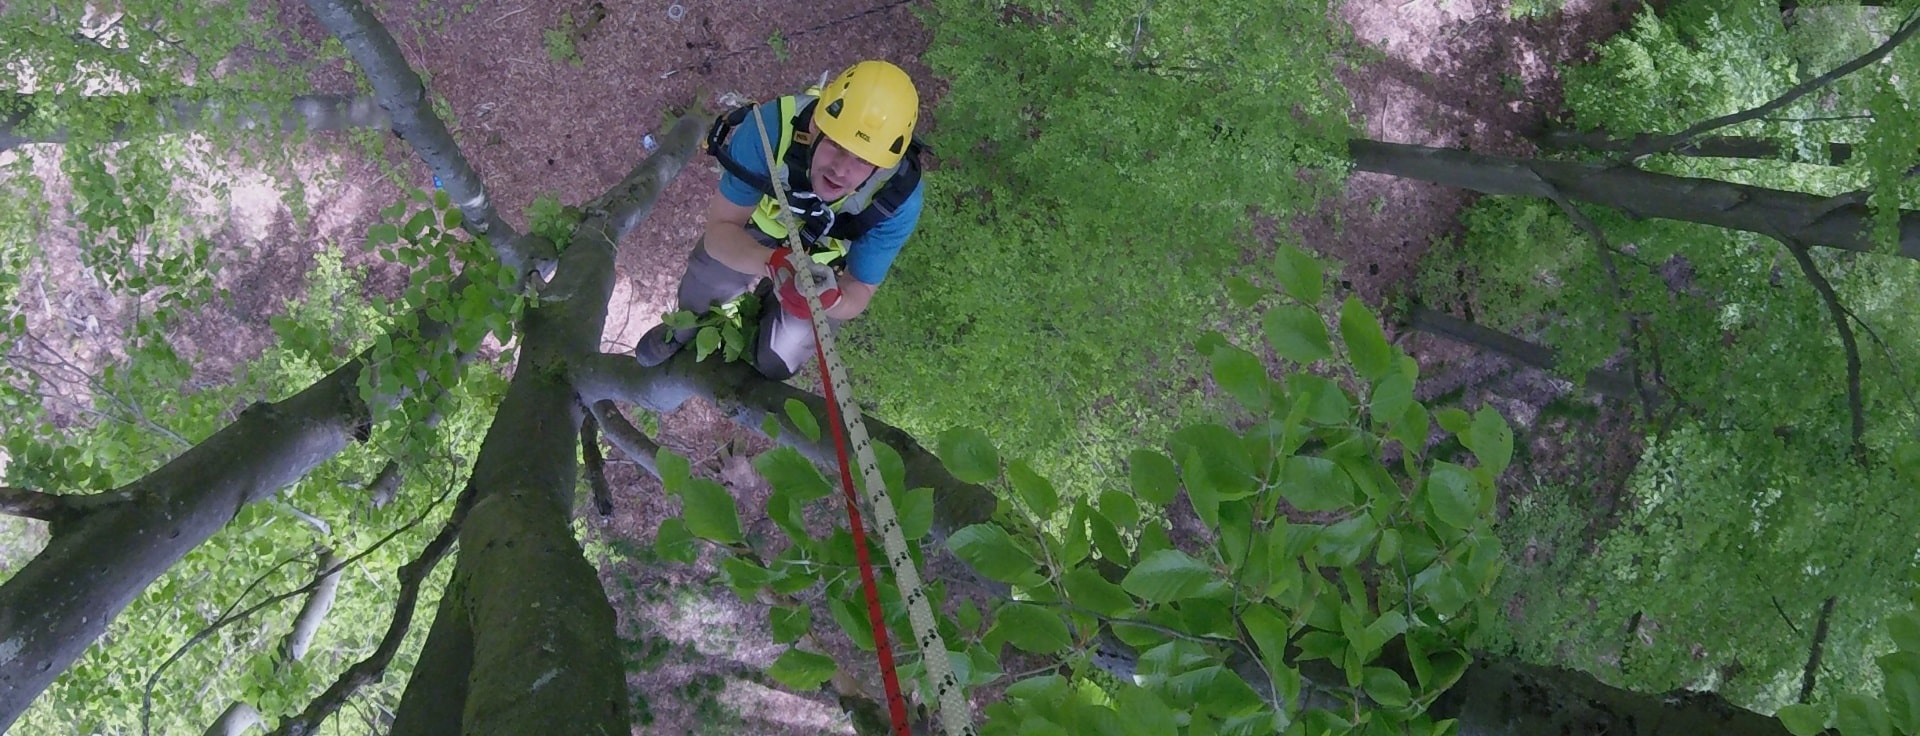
[[383, 114, 704, 735], [1347, 139, 1920, 261]]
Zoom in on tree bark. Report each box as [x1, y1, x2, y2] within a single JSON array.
[[1347, 139, 1920, 261], [572, 352, 1000, 546], [384, 115, 704, 736], [300, 0, 540, 275], [281, 550, 343, 664], [0, 93, 391, 153], [0, 363, 371, 732], [203, 703, 262, 736], [1430, 659, 1797, 736], [1402, 304, 1644, 402], [1799, 596, 1839, 703], [1539, 128, 1863, 166]]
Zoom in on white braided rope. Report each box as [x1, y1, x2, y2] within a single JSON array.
[[753, 113, 978, 736]]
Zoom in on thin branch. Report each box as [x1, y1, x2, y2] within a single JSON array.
[[364, 460, 403, 509], [1534, 176, 1659, 419], [1840, 303, 1920, 419], [267, 483, 476, 736], [580, 410, 613, 517], [142, 475, 461, 736], [589, 400, 660, 478], [1771, 596, 1803, 637], [281, 549, 343, 663], [1, 93, 392, 153], [1779, 238, 1868, 464], [1623, 9, 1920, 162], [1799, 596, 1839, 703]]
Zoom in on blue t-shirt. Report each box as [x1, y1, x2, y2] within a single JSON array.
[[717, 102, 924, 287]]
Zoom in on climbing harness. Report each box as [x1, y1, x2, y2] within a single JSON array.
[[749, 108, 977, 736], [704, 93, 927, 269]]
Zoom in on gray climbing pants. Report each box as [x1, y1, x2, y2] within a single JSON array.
[[667, 233, 844, 380]]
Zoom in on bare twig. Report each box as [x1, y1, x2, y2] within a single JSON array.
[[142, 474, 462, 736], [1779, 238, 1868, 464], [580, 410, 613, 517], [1624, 9, 1920, 162], [1536, 179, 1658, 419], [1771, 596, 1803, 637], [266, 483, 476, 736], [1799, 596, 1839, 703]]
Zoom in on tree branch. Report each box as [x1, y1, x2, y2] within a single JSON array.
[[1623, 9, 1920, 162], [364, 460, 404, 509], [281, 549, 344, 663], [1, 93, 392, 153], [268, 484, 476, 736], [299, 0, 539, 274], [580, 410, 613, 517], [1799, 596, 1839, 703], [571, 352, 1000, 546], [1402, 304, 1643, 401], [1346, 139, 1920, 261], [0, 486, 121, 525], [1779, 238, 1868, 464], [588, 400, 660, 478]]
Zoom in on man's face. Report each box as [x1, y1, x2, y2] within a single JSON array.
[[809, 133, 879, 201]]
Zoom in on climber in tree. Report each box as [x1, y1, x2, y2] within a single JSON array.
[[634, 60, 927, 380]]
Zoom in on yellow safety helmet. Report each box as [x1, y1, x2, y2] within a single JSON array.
[[813, 60, 919, 169]]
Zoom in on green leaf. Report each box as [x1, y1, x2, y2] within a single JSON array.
[[1273, 244, 1324, 304], [1099, 490, 1140, 529], [1317, 515, 1377, 568], [1129, 449, 1179, 506], [1209, 342, 1270, 410], [654, 518, 698, 564], [368, 222, 399, 245], [1838, 693, 1892, 736], [722, 556, 771, 599], [657, 447, 691, 493], [783, 398, 821, 442], [442, 207, 463, 230], [830, 595, 876, 651], [993, 602, 1072, 654], [1114, 684, 1180, 736], [1090, 509, 1129, 563], [1280, 456, 1353, 513], [1338, 296, 1392, 381], [1879, 651, 1920, 735], [695, 325, 720, 360], [1435, 407, 1472, 435], [1263, 305, 1333, 365], [767, 648, 837, 690], [1778, 703, 1829, 736], [1062, 500, 1091, 567], [1062, 566, 1134, 616], [1892, 610, 1920, 652], [1371, 372, 1414, 423], [753, 447, 834, 504], [403, 208, 434, 239], [1224, 275, 1271, 308], [1425, 462, 1479, 531], [936, 426, 1001, 483], [1466, 406, 1514, 477], [680, 478, 743, 544], [770, 606, 811, 644], [873, 441, 907, 497], [898, 487, 934, 541], [1363, 667, 1412, 708], [1121, 549, 1215, 603], [1008, 460, 1059, 519], [946, 524, 1040, 583], [1171, 424, 1258, 499]]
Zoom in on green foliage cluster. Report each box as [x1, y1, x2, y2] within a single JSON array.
[[1418, 0, 1920, 715], [844, 0, 1360, 507], [655, 245, 1513, 734]]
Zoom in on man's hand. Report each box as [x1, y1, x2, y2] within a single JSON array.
[[769, 251, 842, 318]]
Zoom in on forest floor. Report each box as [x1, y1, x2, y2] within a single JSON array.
[[3, 0, 1668, 732]]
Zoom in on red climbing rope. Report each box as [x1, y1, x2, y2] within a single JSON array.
[[811, 332, 913, 736]]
